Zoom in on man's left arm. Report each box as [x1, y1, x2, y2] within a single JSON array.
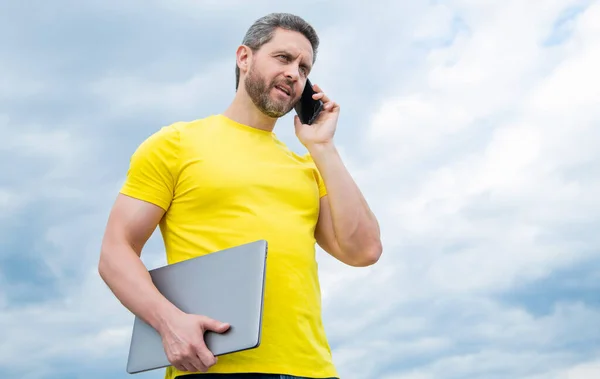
[[294, 83, 382, 267], [309, 143, 382, 267]]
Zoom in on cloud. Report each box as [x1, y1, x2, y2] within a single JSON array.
[[318, 0, 600, 377], [560, 360, 600, 379], [89, 56, 235, 121], [1, 1, 599, 379]]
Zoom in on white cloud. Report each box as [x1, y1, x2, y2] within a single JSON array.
[[319, 1, 600, 377], [90, 56, 234, 119], [0, 114, 93, 226], [355, 0, 600, 291], [0, 187, 25, 220], [0, 270, 129, 365], [329, 298, 600, 379], [0, 59, 48, 100], [561, 360, 600, 379]]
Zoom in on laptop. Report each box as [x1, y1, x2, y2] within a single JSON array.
[[125, 239, 268, 374]]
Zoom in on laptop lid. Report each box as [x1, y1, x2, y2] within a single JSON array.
[[125, 239, 268, 374]]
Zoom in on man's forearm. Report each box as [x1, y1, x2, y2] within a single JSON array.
[[98, 245, 180, 334], [309, 142, 382, 261]]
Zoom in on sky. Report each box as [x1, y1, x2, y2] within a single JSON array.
[[1, 0, 599, 378]]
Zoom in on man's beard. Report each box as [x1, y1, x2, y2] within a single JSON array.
[[244, 67, 296, 119]]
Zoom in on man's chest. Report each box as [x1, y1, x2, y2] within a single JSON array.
[[174, 138, 321, 213]]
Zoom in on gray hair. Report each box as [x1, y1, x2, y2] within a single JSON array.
[[235, 13, 320, 90]]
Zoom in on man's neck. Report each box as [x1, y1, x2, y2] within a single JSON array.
[[222, 90, 277, 132]]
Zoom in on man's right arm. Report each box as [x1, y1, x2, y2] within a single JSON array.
[[98, 193, 229, 373], [98, 193, 180, 335]]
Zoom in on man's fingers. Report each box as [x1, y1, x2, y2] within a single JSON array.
[[311, 84, 332, 103], [179, 362, 194, 372], [170, 349, 206, 373], [312, 92, 330, 103], [195, 340, 218, 369], [198, 350, 217, 368], [187, 354, 208, 373], [324, 101, 337, 111]]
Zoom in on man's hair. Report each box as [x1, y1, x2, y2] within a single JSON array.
[[235, 13, 320, 90]]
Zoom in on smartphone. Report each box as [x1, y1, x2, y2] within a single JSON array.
[[294, 78, 323, 125]]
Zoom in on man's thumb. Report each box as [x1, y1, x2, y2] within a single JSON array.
[[203, 317, 230, 333]]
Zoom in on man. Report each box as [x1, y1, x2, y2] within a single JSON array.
[[98, 12, 382, 379]]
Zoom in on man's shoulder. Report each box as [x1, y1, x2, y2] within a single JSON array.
[[139, 115, 220, 149], [132, 115, 219, 157], [162, 114, 219, 135]]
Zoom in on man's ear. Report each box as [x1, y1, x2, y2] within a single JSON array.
[[236, 45, 252, 75]]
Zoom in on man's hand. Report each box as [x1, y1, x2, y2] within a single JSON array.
[[160, 312, 230, 373], [294, 83, 340, 149]]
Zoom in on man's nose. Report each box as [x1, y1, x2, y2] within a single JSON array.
[[284, 65, 301, 81]]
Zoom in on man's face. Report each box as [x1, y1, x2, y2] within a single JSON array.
[[244, 28, 314, 119]]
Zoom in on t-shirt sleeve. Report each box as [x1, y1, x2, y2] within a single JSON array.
[[305, 153, 328, 198], [119, 125, 181, 211], [315, 167, 327, 198]]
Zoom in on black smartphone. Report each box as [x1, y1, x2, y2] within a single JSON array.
[[294, 78, 323, 125]]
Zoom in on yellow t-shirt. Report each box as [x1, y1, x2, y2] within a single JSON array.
[[120, 114, 339, 379]]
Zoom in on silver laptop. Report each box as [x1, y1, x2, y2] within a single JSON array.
[[126, 239, 268, 374]]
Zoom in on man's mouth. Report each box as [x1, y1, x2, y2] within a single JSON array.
[[274, 85, 291, 97]]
